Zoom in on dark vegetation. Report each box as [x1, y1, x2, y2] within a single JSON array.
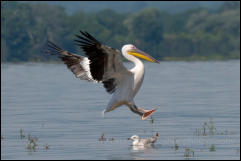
[[1, 1, 240, 62]]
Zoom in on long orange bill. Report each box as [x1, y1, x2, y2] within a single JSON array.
[[128, 48, 159, 63]]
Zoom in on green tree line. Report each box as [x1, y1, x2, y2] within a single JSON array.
[[1, 1, 240, 62]]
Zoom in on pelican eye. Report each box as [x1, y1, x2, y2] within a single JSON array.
[[131, 46, 136, 50]]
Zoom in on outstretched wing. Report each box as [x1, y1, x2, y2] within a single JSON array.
[[74, 31, 132, 94], [45, 41, 93, 81], [45, 31, 132, 94]]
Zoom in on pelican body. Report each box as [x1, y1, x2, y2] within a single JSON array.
[[45, 31, 159, 120]]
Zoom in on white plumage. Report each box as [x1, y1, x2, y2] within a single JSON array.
[[45, 31, 159, 120], [128, 133, 159, 146]]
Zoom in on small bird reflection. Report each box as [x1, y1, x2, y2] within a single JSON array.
[[131, 144, 156, 151], [128, 144, 159, 160]]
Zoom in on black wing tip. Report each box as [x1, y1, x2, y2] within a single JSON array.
[[79, 30, 89, 37], [44, 40, 65, 56], [79, 30, 87, 36], [76, 30, 100, 45]]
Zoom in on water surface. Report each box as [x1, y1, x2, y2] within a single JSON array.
[[1, 61, 240, 160]]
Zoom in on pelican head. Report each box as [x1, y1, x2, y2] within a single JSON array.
[[128, 135, 139, 141], [122, 44, 159, 63]]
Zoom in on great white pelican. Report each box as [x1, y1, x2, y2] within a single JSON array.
[[45, 31, 159, 120]]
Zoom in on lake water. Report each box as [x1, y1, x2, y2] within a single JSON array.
[[1, 61, 240, 160]]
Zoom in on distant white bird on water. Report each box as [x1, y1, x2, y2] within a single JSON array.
[[128, 133, 159, 146], [45, 31, 159, 120]]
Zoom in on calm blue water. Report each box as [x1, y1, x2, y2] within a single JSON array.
[[1, 61, 240, 160]]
